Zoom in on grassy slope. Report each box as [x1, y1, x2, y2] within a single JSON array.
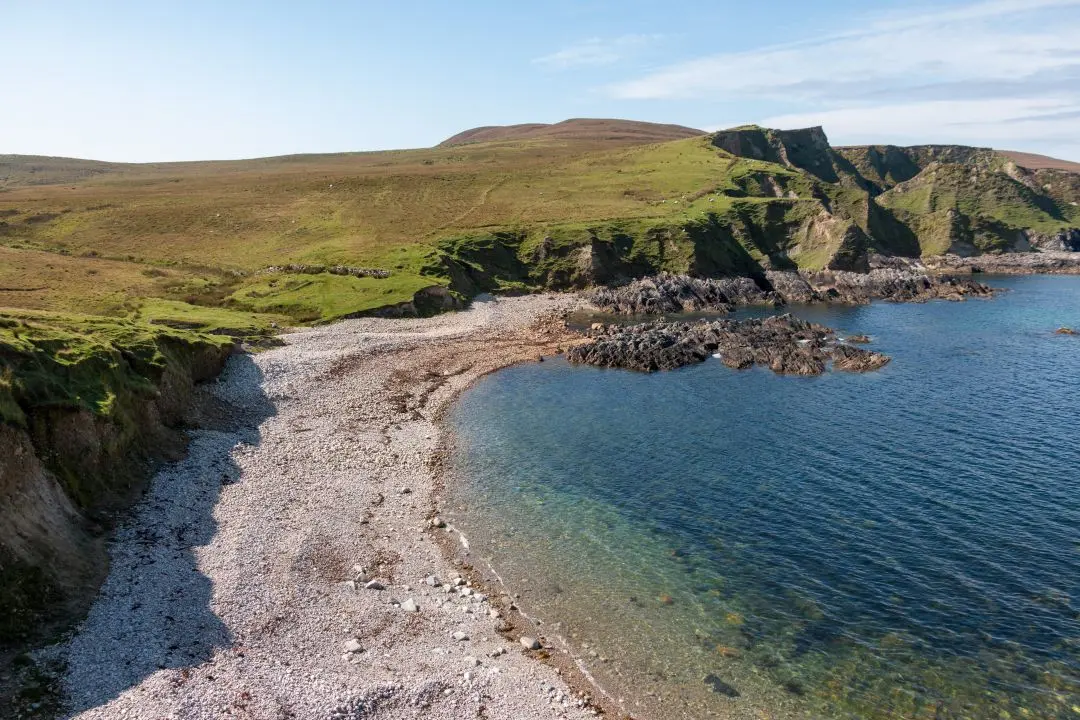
[[3, 128, 1079, 330], [0, 136, 779, 325]]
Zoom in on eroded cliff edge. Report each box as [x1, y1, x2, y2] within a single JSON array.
[[0, 313, 234, 646]]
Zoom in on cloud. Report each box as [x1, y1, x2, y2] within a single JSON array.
[[608, 1, 1080, 100], [533, 34, 662, 70], [605, 0, 1080, 155], [760, 99, 1080, 144]]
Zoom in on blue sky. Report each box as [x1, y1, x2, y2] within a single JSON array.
[[5, 0, 1080, 162]]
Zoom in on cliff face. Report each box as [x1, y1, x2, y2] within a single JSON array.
[[0, 315, 233, 644], [421, 126, 1079, 299]]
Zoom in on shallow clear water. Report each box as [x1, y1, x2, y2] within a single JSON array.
[[447, 276, 1080, 719]]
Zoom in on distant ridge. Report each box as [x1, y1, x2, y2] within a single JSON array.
[[999, 150, 1080, 173], [438, 118, 705, 147]]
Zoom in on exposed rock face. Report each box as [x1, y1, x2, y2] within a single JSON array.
[[568, 314, 890, 375], [588, 269, 994, 315], [1024, 229, 1080, 252], [0, 337, 233, 645], [928, 252, 1080, 275], [589, 274, 777, 315]]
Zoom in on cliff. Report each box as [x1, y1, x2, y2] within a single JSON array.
[[0, 312, 234, 645]]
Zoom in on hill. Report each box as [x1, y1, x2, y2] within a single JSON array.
[[438, 118, 704, 147], [999, 150, 1080, 173], [1, 122, 1078, 333]]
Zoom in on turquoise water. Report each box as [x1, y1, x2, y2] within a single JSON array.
[[447, 276, 1080, 719]]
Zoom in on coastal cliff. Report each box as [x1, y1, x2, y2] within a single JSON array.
[[0, 314, 233, 645]]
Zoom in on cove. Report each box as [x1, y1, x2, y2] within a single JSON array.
[[446, 275, 1080, 719]]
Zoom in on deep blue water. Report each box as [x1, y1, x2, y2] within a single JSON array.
[[447, 276, 1080, 719]]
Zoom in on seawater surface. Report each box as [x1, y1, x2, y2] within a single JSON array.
[[447, 276, 1080, 719]]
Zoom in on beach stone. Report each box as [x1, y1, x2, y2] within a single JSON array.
[[464, 655, 479, 666], [364, 580, 385, 591], [343, 639, 363, 654], [425, 575, 440, 587], [400, 598, 419, 613], [452, 631, 469, 642], [430, 516, 446, 528], [520, 636, 541, 650]]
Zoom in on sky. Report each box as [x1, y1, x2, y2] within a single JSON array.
[[5, 0, 1080, 162]]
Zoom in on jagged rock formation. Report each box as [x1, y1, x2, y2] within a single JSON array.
[[589, 274, 777, 314], [586, 269, 993, 315], [568, 314, 890, 375]]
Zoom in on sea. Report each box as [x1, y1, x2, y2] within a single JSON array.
[[446, 275, 1080, 719]]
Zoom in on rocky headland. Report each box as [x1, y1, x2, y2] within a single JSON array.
[[588, 267, 994, 316], [569, 314, 890, 375], [927, 251, 1080, 275]]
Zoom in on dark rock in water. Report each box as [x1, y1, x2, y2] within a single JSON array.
[[831, 344, 891, 372], [589, 268, 995, 316], [1055, 327, 1077, 335], [568, 314, 891, 376], [703, 673, 740, 697], [845, 334, 871, 344]]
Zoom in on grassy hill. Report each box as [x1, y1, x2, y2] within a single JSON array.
[[2, 120, 1078, 333], [438, 118, 704, 147]]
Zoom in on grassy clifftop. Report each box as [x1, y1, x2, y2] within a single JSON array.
[[2, 121, 1078, 328]]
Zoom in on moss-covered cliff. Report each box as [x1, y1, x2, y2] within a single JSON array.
[[0, 312, 234, 644]]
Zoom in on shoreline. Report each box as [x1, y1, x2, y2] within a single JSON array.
[[53, 293, 624, 720], [36, 271, 1066, 719]]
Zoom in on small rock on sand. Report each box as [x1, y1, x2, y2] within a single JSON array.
[[520, 637, 541, 650], [452, 631, 469, 641], [364, 580, 385, 591], [400, 598, 419, 612], [343, 639, 363, 654]]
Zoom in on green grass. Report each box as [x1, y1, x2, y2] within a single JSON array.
[[133, 298, 287, 336], [0, 309, 232, 430], [2, 128, 1078, 327], [229, 271, 441, 321]]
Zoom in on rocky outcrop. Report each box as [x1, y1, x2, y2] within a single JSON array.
[[589, 274, 777, 315], [568, 314, 890, 375], [587, 269, 994, 315], [928, 252, 1080, 275], [1025, 228, 1080, 252]]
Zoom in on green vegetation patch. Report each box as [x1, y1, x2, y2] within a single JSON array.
[[229, 271, 441, 322], [0, 310, 232, 430], [134, 298, 287, 338]]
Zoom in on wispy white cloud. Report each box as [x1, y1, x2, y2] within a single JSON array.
[[605, 0, 1080, 154], [533, 34, 663, 70], [760, 99, 1080, 146]]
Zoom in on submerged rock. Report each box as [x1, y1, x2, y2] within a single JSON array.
[[1055, 326, 1077, 335], [568, 314, 890, 376], [703, 673, 740, 697]]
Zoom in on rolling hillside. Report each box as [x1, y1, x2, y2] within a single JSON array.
[[1, 120, 1078, 333], [438, 118, 705, 147]]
